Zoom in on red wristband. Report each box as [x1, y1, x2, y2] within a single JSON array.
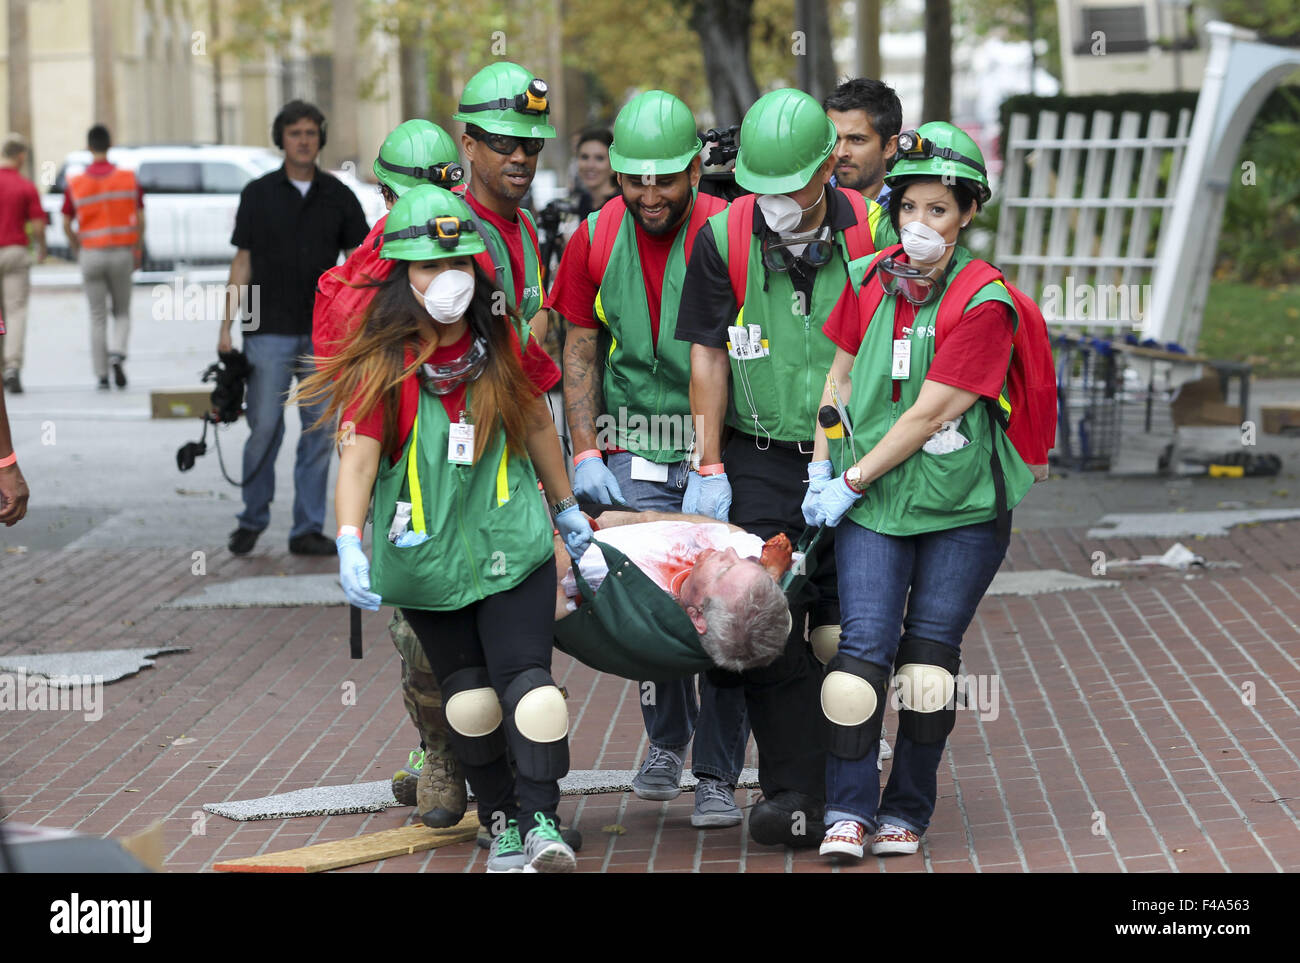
[[697, 463, 725, 477], [0, 452, 16, 469], [573, 448, 601, 467]]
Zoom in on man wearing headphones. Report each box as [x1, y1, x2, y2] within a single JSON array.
[[218, 100, 369, 556]]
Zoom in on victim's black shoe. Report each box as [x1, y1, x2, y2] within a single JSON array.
[[289, 532, 337, 556], [748, 790, 825, 849]]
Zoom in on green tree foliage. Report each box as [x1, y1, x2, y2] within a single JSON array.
[[956, 0, 1060, 81], [1213, 0, 1300, 46]]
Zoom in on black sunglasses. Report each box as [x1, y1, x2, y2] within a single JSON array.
[[469, 129, 545, 157]]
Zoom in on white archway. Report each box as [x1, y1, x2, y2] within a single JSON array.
[[1143, 21, 1300, 348]]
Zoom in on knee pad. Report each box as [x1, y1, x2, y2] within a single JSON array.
[[441, 667, 506, 767], [893, 637, 962, 745], [820, 653, 889, 760], [503, 668, 569, 781], [809, 624, 840, 666]]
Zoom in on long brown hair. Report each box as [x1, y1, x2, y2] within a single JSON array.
[[296, 261, 536, 462]]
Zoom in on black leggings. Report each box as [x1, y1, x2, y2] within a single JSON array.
[[401, 558, 563, 829]]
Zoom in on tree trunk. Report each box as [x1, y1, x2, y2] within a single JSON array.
[[795, 0, 836, 105], [330, 0, 360, 169], [7, 0, 33, 178], [855, 0, 882, 80], [90, 0, 118, 134], [687, 0, 760, 125], [922, 0, 952, 122], [399, 23, 429, 121]]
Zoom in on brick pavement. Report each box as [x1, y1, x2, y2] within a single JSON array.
[[2, 520, 1298, 873]]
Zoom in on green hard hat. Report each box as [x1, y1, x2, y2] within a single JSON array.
[[453, 62, 557, 138], [734, 88, 837, 194], [885, 121, 991, 203], [373, 120, 464, 196], [608, 90, 702, 176], [380, 185, 487, 261]]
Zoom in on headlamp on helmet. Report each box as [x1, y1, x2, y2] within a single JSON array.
[[376, 157, 465, 186], [382, 215, 479, 250], [460, 78, 550, 117], [896, 129, 987, 178]]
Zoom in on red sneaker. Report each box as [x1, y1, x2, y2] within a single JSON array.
[[871, 822, 920, 855], [819, 819, 866, 859]]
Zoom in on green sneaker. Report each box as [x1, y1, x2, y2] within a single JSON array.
[[391, 749, 424, 807], [523, 813, 576, 873], [486, 820, 526, 873]]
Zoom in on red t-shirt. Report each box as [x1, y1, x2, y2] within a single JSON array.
[[822, 274, 1014, 400], [550, 218, 677, 344], [0, 168, 47, 247], [463, 191, 549, 313], [61, 161, 145, 219], [346, 324, 561, 459]]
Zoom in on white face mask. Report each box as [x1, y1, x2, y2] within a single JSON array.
[[756, 192, 819, 234], [412, 268, 475, 325], [899, 221, 956, 263]]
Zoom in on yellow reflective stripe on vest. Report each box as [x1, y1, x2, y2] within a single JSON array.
[[496, 446, 509, 506], [867, 202, 885, 240], [407, 412, 426, 535]]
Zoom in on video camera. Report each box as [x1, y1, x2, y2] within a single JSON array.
[[700, 124, 747, 203], [175, 349, 253, 474]]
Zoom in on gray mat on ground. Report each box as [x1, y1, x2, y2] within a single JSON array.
[[160, 574, 343, 609], [204, 767, 762, 821], [0, 646, 189, 684], [1087, 508, 1300, 539], [986, 570, 1118, 596]]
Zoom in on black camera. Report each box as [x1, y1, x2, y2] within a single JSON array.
[[176, 350, 254, 475]]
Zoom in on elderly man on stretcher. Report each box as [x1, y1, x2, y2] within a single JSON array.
[[551, 509, 798, 672]]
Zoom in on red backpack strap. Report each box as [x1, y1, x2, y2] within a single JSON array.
[[934, 259, 1004, 341], [684, 191, 727, 267], [726, 194, 757, 306], [836, 187, 878, 261], [585, 196, 627, 281]]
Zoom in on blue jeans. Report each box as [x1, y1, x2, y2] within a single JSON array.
[[607, 451, 751, 783], [237, 333, 332, 539], [825, 518, 1009, 834]]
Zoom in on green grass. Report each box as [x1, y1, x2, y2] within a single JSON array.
[[1197, 281, 1300, 376]]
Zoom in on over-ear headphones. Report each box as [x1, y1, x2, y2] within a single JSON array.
[[272, 103, 328, 150]]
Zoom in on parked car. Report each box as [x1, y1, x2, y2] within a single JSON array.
[[44, 145, 384, 272]]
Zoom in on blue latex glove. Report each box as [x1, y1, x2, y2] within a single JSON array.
[[555, 504, 595, 560], [573, 454, 627, 506], [802, 460, 833, 526], [682, 471, 731, 521], [337, 533, 382, 610], [809, 474, 863, 528]]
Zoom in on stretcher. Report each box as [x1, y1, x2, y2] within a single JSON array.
[[552, 527, 823, 681]]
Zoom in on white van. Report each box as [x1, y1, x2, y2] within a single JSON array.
[[44, 145, 384, 271]]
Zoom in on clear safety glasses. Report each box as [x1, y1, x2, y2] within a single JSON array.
[[876, 256, 947, 306], [417, 337, 489, 396]]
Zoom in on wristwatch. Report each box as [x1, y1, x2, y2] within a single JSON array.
[[845, 465, 867, 494], [551, 494, 579, 517]]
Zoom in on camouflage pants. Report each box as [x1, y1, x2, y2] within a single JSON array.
[[389, 610, 453, 761]]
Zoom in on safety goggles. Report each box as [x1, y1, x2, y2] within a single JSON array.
[[467, 129, 545, 157], [761, 225, 835, 273], [876, 256, 947, 306], [382, 215, 480, 251], [418, 337, 489, 396], [460, 79, 550, 117], [375, 157, 465, 185], [896, 130, 988, 177]]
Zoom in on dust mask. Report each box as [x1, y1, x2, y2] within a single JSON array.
[[412, 269, 475, 325]]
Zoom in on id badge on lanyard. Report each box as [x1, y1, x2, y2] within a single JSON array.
[[892, 337, 911, 380], [448, 412, 474, 464]]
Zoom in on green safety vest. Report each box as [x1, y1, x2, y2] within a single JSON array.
[[830, 246, 1034, 536], [369, 388, 554, 610], [479, 207, 545, 322], [711, 210, 856, 442], [589, 200, 699, 463]]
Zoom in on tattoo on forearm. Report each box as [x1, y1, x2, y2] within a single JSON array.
[[563, 329, 604, 451]]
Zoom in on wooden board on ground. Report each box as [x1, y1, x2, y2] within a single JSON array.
[[212, 814, 478, 873]]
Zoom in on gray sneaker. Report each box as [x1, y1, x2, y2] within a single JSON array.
[[691, 777, 742, 828], [486, 820, 526, 874], [631, 746, 685, 801], [522, 813, 576, 873]]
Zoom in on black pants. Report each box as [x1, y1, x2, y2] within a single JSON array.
[[712, 433, 833, 802], [401, 559, 563, 829]]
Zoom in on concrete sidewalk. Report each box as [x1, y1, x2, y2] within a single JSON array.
[[2, 519, 1297, 873]]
